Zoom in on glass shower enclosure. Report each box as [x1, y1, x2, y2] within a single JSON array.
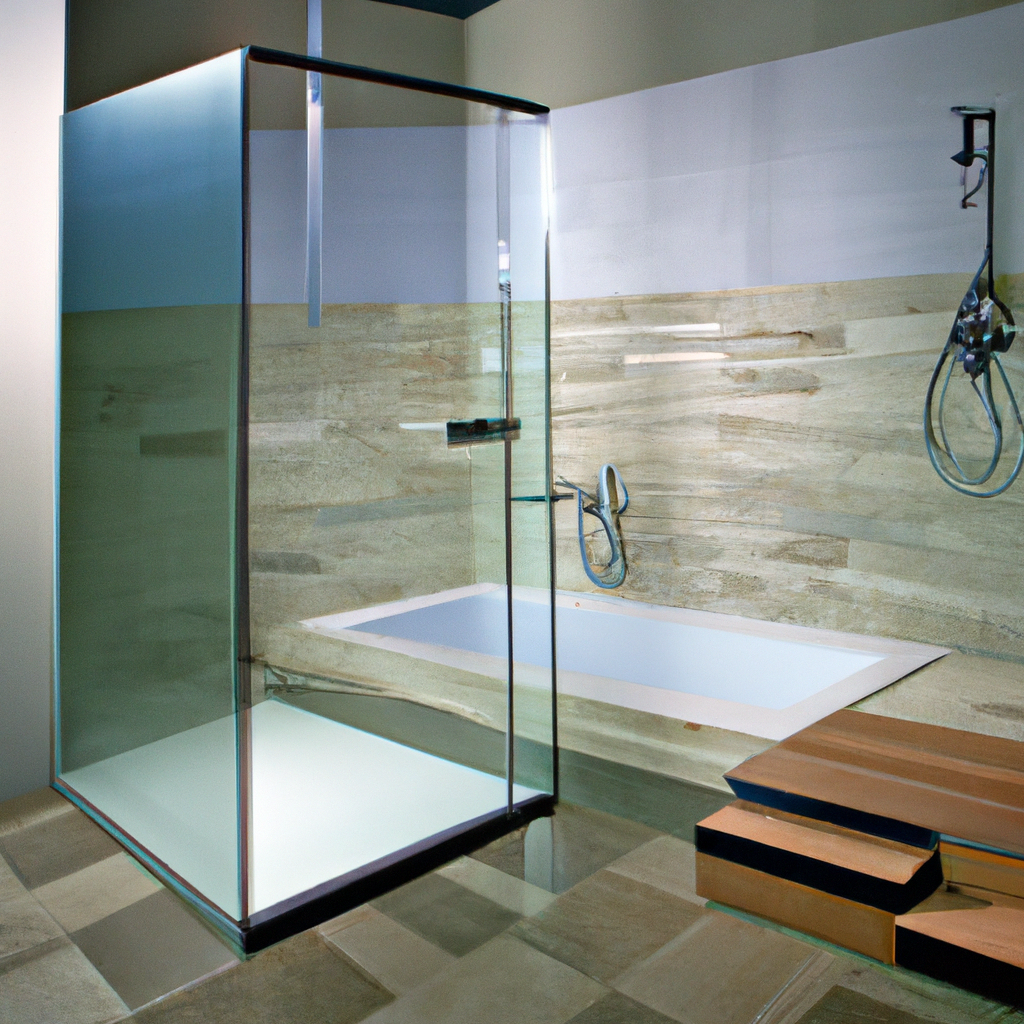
[[55, 47, 555, 952]]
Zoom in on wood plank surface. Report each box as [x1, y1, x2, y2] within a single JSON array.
[[695, 852, 895, 963], [698, 802, 931, 883], [897, 904, 1024, 969], [941, 842, 1024, 900], [726, 710, 1024, 855]]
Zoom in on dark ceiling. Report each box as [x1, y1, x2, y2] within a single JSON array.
[[371, 0, 502, 18]]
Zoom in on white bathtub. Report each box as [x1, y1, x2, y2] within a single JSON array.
[[301, 585, 948, 741]]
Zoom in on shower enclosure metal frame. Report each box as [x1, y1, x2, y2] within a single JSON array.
[[53, 45, 556, 954]]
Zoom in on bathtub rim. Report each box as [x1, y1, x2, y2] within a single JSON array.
[[300, 585, 949, 741]]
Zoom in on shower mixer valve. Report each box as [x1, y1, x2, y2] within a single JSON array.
[[557, 464, 629, 589]]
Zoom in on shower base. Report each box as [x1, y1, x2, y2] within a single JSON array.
[[56, 699, 544, 951]]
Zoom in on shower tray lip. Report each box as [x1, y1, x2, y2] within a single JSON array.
[[53, 774, 554, 956], [302, 585, 950, 742]]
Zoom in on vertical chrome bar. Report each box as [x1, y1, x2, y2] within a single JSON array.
[[497, 111, 513, 419], [306, 0, 323, 328], [496, 111, 515, 814], [238, 52, 254, 924]]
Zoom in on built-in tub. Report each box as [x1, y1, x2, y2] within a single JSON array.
[[302, 585, 948, 741]]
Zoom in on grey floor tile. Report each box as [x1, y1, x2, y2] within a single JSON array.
[[795, 985, 936, 1023], [322, 904, 456, 995], [32, 852, 162, 933], [566, 990, 679, 1024], [0, 937, 128, 1024], [512, 869, 703, 983], [0, 890, 66, 960], [0, 806, 121, 888], [614, 910, 819, 1024], [71, 888, 237, 1010], [472, 802, 661, 894], [814, 959, 1024, 1024], [360, 933, 606, 1024], [605, 835, 704, 905], [371, 871, 520, 956], [130, 930, 392, 1024]]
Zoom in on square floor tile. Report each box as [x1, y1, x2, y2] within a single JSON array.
[[360, 933, 606, 1024], [818, 959, 1024, 1024], [513, 869, 703, 983], [0, 852, 27, 902], [472, 803, 661, 894], [0, 938, 128, 1024], [605, 836, 704, 905], [0, 891, 66, 960], [438, 856, 557, 916], [796, 985, 934, 1024], [323, 904, 456, 995], [371, 872, 521, 956], [614, 910, 818, 1024], [130, 930, 391, 1023], [566, 990, 679, 1024], [0, 788, 74, 839], [32, 852, 162, 933], [0, 808, 121, 889], [71, 888, 238, 1010]]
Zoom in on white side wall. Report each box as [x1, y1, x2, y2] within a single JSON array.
[[0, 0, 65, 800]]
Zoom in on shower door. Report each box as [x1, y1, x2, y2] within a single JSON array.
[[241, 53, 556, 938]]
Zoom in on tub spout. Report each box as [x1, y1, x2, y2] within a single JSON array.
[[558, 464, 628, 589]]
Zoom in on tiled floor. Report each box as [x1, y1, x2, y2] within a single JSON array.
[[1, 785, 1022, 1024]]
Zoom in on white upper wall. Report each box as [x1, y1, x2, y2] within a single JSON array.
[[548, 4, 1024, 300]]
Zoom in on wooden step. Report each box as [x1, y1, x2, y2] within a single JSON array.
[[896, 885, 1024, 1009], [725, 710, 1024, 855], [696, 801, 941, 913], [940, 841, 1024, 900], [695, 851, 895, 963]]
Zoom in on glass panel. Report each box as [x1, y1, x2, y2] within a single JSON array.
[[507, 114, 555, 798], [57, 52, 245, 921], [244, 58, 552, 914]]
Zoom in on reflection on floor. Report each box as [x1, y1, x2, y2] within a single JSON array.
[[2, 761, 1021, 1024]]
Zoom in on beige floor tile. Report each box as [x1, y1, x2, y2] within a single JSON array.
[[323, 905, 456, 995], [0, 940, 128, 1024], [360, 933, 607, 1024], [605, 836, 704, 906], [438, 856, 558, 916], [0, 788, 73, 840], [614, 911, 819, 1024], [0, 891, 66, 960], [0, 853, 26, 901], [32, 853, 163, 933]]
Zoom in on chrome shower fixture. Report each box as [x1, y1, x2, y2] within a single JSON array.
[[924, 106, 1022, 497], [558, 464, 628, 589]]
